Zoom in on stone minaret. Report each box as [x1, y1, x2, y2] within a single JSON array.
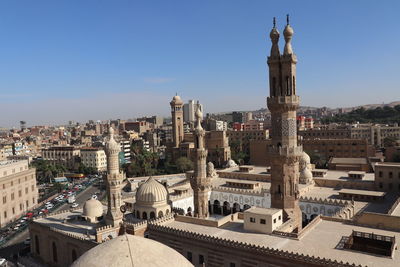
[[267, 16, 302, 231], [104, 126, 124, 226], [190, 104, 211, 218], [170, 95, 184, 148]]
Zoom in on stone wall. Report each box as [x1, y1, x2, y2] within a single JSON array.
[[354, 212, 400, 231], [314, 178, 375, 191]]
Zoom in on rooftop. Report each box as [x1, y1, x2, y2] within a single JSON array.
[[244, 207, 281, 215], [161, 219, 400, 266]]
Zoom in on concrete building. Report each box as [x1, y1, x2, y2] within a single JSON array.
[[244, 207, 283, 234], [351, 123, 400, 147], [183, 100, 202, 125], [42, 146, 80, 169], [303, 138, 375, 159], [375, 162, 400, 192], [80, 147, 107, 172], [0, 160, 38, 227]]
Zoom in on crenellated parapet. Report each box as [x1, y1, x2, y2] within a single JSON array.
[[147, 223, 364, 267], [300, 196, 349, 207], [211, 185, 268, 196]]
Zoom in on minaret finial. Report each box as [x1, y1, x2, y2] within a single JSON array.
[[286, 14, 290, 25], [273, 17, 276, 28]]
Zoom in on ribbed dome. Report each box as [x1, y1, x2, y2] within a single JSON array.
[[83, 198, 103, 219], [170, 95, 183, 105], [71, 234, 193, 267], [136, 177, 168, 204], [105, 127, 120, 153], [283, 24, 294, 37]]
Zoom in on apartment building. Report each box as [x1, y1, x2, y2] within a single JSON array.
[[0, 160, 38, 227], [41, 146, 80, 169], [80, 148, 107, 172]]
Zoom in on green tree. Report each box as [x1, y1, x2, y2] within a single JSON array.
[[175, 157, 194, 173]]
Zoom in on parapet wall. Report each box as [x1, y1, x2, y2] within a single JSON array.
[[314, 178, 375, 191], [147, 222, 363, 267], [217, 171, 270, 182], [175, 213, 238, 228], [354, 212, 400, 231]]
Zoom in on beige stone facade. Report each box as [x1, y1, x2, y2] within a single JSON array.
[[374, 162, 400, 192], [0, 160, 38, 227], [244, 207, 283, 234], [80, 147, 107, 172], [303, 138, 375, 159], [42, 146, 80, 169]]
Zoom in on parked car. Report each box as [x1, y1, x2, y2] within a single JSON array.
[[91, 195, 98, 200], [71, 203, 79, 208]]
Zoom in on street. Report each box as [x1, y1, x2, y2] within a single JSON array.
[[0, 184, 101, 263]]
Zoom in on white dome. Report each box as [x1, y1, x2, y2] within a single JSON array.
[[300, 168, 313, 181], [71, 234, 193, 267], [170, 95, 183, 105], [136, 177, 168, 205], [83, 198, 103, 219], [300, 151, 311, 165]]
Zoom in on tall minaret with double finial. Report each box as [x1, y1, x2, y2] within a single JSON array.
[[104, 126, 124, 226], [190, 103, 211, 218], [267, 15, 302, 231]]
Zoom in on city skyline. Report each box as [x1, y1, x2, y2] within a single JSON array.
[[1, 0, 399, 127]]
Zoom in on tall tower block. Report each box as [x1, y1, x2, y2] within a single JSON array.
[[170, 95, 184, 148], [267, 16, 302, 231], [105, 127, 124, 226], [190, 104, 211, 218]]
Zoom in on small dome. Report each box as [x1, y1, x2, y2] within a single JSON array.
[[225, 159, 238, 168], [83, 198, 103, 219], [170, 95, 183, 105], [71, 234, 193, 267], [105, 127, 120, 153], [270, 28, 280, 39], [136, 177, 168, 204], [300, 151, 311, 165], [300, 168, 313, 181], [283, 24, 294, 38]]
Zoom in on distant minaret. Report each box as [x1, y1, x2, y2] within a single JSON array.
[[104, 127, 124, 226], [170, 94, 184, 148], [190, 103, 211, 218], [267, 16, 302, 231]]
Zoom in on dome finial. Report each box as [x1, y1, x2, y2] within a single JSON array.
[[286, 14, 290, 25], [273, 17, 276, 28], [269, 16, 280, 57]]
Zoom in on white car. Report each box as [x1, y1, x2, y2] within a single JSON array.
[[71, 203, 79, 208], [0, 258, 6, 266], [91, 195, 98, 200]]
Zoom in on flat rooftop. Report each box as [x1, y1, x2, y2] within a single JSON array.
[[245, 207, 281, 215], [161, 219, 400, 266], [33, 209, 105, 241], [318, 170, 375, 181], [339, 189, 386, 197]]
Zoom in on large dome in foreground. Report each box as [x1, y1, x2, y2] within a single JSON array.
[[71, 234, 193, 267]]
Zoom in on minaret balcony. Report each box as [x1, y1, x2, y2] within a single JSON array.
[[267, 95, 299, 111], [267, 145, 303, 157]]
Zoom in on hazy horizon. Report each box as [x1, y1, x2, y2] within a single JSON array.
[[1, 1, 399, 128]]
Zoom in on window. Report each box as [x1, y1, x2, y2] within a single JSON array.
[[52, 242, 58, 263], [19, 190, 22, 197], [199, 255, 204, 265], [230, 263, 236, 267], [278, 215, 281, 220], [32, 185, 34, 191], [2, 196, 6, 204], [260, 219, 266, 224], [187, 252, 192, 262], [35, 236, 40, 255], [250, 217, 256, 223], [273, 218, 276, 224], [379, 182, 383, 189], [4, 211, 7, 218], [389, 172, 393, 179], [12, 207, 15, 214]]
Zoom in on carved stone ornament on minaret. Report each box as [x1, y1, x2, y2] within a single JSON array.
[[105, 126, 124, 227], [266, 15, 303, 232], [190, 103, 211, 219]]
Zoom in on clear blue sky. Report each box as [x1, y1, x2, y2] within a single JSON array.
[[0, 0, 399, 127]]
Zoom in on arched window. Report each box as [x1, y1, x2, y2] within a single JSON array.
[[158, 211, 163, 218], [150, 211, 155, 219], [166, 209, 169, 215], [278, 185, 281, 194], [35, 235, 40, 255], [286, 76, 290, 95], [136, 210, 140, 218], [142, 211, 147, 220], [292, 76, 296, 95], [52, 242, 58, 263], [272, 77, 276, 96], [72, 249, 77, 262]]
